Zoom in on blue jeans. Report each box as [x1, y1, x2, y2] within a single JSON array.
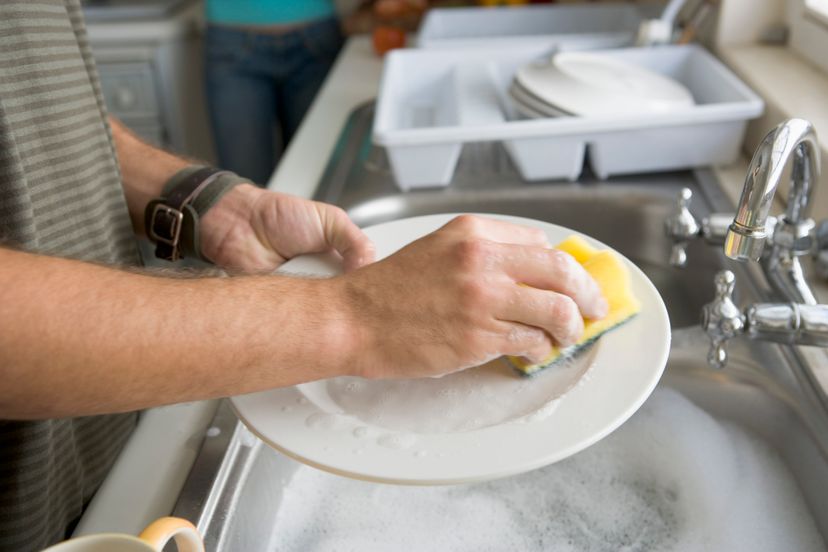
[[204, 18, 343, 185]]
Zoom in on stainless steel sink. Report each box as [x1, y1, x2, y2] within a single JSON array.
[[172, 103, 828, 550]]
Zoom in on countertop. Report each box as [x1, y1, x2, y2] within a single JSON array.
[[77, 35, 828, 537]]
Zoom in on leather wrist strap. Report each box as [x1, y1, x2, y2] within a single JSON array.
[[146, 167, 233, 262]]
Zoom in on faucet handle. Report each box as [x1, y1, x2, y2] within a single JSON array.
[[665, 188, 701, 268], [670, 243, 689, 267], [702, 270, 746, 369]]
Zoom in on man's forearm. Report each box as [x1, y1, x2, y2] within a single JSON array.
[[109, 117, 192, 235], [0, 247, 356, 419]]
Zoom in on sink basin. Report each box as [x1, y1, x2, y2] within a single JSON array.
[[172, 103, 828, 550]]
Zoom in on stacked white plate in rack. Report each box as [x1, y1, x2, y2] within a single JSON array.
[[372, 44, 764, 190], [508, 52, 696, 120]]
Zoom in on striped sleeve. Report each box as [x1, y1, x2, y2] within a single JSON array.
[[0, 2, 140, 550]]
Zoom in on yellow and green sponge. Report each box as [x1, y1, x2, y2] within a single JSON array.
[[508, 235, 641, 376]]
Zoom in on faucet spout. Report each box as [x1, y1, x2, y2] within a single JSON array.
[[724, 118, 820, 262]]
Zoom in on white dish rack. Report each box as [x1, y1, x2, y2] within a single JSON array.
[[373, 44, 764, 190]]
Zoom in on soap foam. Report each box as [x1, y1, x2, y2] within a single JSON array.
[[323, 351, 595, 434], [268, 388, 825, 552]]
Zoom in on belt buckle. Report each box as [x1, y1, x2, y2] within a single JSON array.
[[149, 204, 184, 249]]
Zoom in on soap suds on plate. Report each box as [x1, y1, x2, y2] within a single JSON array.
[[268, 388, 825, 552], [319, 349, 596, 434]]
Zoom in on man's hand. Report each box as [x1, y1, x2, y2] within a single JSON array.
[[335, 215, 608, 379], [200, 184, 375, 274]]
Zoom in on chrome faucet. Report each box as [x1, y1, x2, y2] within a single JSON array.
[[701, 119, 828, 368], [666, 119, 827, 279], [724, 118, 821, 304], [664, 188, 777, 268]]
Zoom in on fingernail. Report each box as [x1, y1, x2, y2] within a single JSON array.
[[592, 296, 609, 319], [344, 257, 363, 273], [562, 330, 580, 347], [559, 321, 583, 347]]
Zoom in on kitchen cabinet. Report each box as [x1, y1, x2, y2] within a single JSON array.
[[83, 0, 216, 162]]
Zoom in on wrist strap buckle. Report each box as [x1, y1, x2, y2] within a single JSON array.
[[146, 167, 234, 262], [148, 203, 185, 250]]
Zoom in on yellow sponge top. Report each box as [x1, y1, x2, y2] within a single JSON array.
[[508, 235, 641, 375], [554, 235, 597, 264]]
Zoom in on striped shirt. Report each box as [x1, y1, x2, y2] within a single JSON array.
[[0, 1, 140, 549]]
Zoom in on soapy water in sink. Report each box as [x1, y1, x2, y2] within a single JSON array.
[[269, 387, 825, 552]]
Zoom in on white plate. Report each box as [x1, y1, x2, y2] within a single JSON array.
[[515, 51, 695, 117], [509, 80, 571, 119], [231, 214, 670, 485]]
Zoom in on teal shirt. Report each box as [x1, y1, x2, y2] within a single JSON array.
[[206, 0, 336, 25]]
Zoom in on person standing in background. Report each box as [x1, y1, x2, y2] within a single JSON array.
[[204, 0, 345, 186]]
